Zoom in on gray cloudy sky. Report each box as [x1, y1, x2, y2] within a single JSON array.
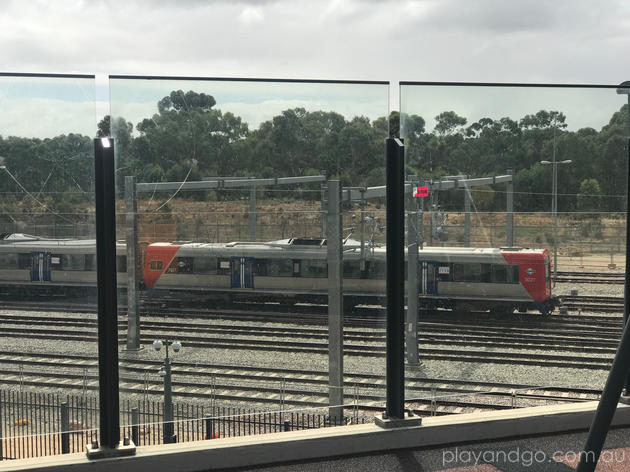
[[1, 0, 630, 136], [3, 0, 629, 85]]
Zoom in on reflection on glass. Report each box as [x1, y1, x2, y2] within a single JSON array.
[[109, 77, 390, 438], [0, 74, 98, 457], [400, 83, 628, 414]]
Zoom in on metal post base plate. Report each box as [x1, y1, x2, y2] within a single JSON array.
[[374, 412, 423, 429], [123, 345, 144, 352], [86, 441, 136, 460]]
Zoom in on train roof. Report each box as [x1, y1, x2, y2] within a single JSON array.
[[159, 239, 547, 259], [169, 239, 544, 253], [0, 234, 125, 251], [0, 233, 546, 257]]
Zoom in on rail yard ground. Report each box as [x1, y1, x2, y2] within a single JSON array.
[[0, 284, 617, 413]]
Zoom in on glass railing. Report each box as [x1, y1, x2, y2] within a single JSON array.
[[108, 76, 390, 438], [0, 73, 98, 459], [400, 81, 629, 409], [4, 74, 625, 460]]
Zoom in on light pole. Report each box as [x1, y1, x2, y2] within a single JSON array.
[[617, 81, 630, 136], [153, 339, 182, 444], [541, 150, 572, 276]]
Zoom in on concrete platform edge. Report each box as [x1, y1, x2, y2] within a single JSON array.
[[2, 401, 628, 472]]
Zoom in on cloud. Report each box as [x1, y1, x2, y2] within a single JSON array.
[[239, 6, 264, 24], [0, 0, 628, 126]]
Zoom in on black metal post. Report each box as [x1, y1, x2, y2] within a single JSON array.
[[163, 345, 174, 444], [327, 180, 344, 422], [61, 402, 69, 454], [385, 138, 405, 420], [577, 136, 630, 471], [625, 137, 630, 395], [94, 137, 121, 450], [131, 408, 139, 447]]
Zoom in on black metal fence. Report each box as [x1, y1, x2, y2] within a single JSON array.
[[0, 390, 362, 461]]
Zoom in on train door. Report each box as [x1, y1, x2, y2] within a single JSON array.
[[419, 261, 438, 295], [230, 257, 255, 289], [30, 252, 51, 282]]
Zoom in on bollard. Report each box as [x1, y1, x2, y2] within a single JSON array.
[[283, 420, 290, 432], [61, 402, 70, 454], [131, 408, 139, 447]]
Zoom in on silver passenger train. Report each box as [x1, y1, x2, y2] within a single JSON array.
[[0, 233, 126, 297], [0, 233, 555, 314], [143, 237, 554, 314]]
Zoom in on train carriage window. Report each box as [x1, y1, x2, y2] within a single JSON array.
[[117, 255, 127, 273], [61, 254, 86, 271], [367, 260, 386, 279], [0, 253, 17, 269], [453, 263, 481, 282], [194, 256, 217, 274], [469, 264, 482, 281], [149, 260, 163, 271], [480, 264, 491, 283], [17, 253, 30, 269], [491, 264, 520, 284], [300, 259, 327, 278], [51, 255, 62, 266], [343, 260, 362, 279], [491, 265, 508, 283], [293, 261, 301, 276], [254, 259, 268, 276], [268, 259, 293, 277], [452, 263, 465, 281], [85, 254, 96, 271]]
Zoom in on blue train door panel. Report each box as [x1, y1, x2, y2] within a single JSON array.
[[31, 252, 51, 282], [419, 261, 438, 295], [230, 257, 254, 289]]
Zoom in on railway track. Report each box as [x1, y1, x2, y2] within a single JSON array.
[[560, 295, 624, 313], [0, 289, 625, 319], [0, 295, 624, 328], [554, 271, 625, 284], [0, 311, 620, 370], [0, 351, 601, 416], [0, 311, 623, 351], [0, 305, 617, 416]]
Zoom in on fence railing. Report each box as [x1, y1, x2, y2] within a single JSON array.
[[0, 390, 359, 461]]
